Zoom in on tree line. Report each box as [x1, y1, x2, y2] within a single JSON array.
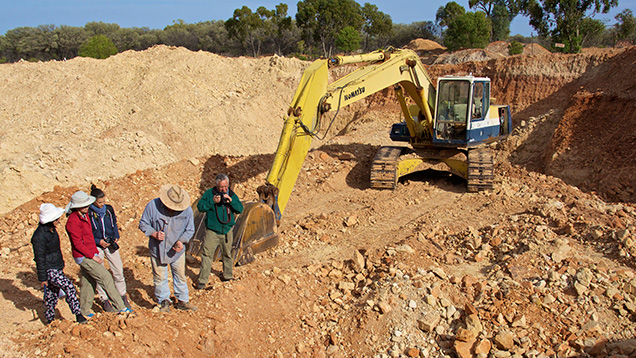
[[1, 0, 635, 63]]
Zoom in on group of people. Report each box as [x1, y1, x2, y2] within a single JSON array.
[[30, 173, 243, 323]]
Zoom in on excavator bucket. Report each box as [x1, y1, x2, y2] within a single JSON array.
[[230, 201, 280, 265], [187, 200, 279, 266]]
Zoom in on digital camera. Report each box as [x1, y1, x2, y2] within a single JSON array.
[[105, 237, 119, 251], [219, 195, 230, 205]]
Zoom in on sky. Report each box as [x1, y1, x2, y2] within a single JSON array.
[[1, 0, 635, 37]]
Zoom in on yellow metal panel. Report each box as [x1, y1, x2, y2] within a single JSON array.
[[395, 157, 468, 181], [396, 158, 425, 177], [266, 60, 329, 215]]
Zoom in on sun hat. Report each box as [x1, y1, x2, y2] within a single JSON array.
[[159, 184, 191, 211], [64, 191, 96, 213], [39, 203, 66, 224]]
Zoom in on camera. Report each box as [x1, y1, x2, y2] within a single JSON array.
[[216, 191, 230, 205], [105, 237, 119, 251]]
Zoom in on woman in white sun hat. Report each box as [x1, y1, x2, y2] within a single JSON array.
[[65, 191, 131, 316], [31, 203, 87, 325]]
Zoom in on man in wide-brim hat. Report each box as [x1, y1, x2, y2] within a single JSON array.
[[139, 184, 197, 312]]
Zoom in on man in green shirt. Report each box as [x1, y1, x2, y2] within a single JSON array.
[[196, 173, 244, 288]]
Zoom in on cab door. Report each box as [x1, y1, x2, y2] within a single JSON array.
[[467, 81, 496, 143]]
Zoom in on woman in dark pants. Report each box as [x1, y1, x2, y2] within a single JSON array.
[[31, 203, 87, 325], [89, 185, 131, 311]]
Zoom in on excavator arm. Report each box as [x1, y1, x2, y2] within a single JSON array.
[[261, 48, 437, 216], [262, 59, 329, 215]]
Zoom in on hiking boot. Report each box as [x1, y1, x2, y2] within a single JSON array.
[[101, 299, 115, 313], [121, 294, 132, 309], [221, 276, 235, 282], [159, 300, 171, 313], [76, 314, 87, 324], [175, 300, 197, 311], [194, 283, 206, 290]]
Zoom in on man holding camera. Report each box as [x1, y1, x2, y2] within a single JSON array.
[[196, 173, 243, 289]]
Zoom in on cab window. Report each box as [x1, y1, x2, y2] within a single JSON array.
[[472, 82, 484, 119], [437, 80, 470, 123]]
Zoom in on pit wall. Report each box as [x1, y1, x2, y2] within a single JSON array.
[[430, 47, 635, 203]]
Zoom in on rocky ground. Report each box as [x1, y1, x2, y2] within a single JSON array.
[[0, 44, 635, 358]]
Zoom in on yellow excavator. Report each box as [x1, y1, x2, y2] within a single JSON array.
[[190, 47, 512, 265]]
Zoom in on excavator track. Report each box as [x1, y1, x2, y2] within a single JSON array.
[[467, 147, 494, 192], [370, 146, 403, 189]]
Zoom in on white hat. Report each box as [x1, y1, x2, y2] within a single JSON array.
[[39, 203, 65, 224], [65, 191, 96, 213], [159, 184, 191, 211]]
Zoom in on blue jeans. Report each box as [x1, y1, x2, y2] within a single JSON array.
[[150, 253, 189, 303]]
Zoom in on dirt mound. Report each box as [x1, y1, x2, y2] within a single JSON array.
[[484, 40, 510, 56], [0, 45, 308, 214], [522, 43, 551, 55], [405, 38, 446, 53], [434, 41, 552, 65], [433, 48, 499, 65]]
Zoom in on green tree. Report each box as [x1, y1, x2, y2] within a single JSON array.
[[444, 11, 492, 50], [162, 19, 199, 50], [2, 26, 55, 62], [257, 3, 295, 55], [361, 3, 392, 51], [84, 22, 121, 36], [111, 27, 141, 51], [296, 0, 364, 57], [55, 25, 88, 59], [137, 30, 161, 51], [469, 0, 522, 40], [523, 0, 618, 53], [615, 9, 636, 44], [335, 26, 361, 53], [79, 35, 118, 59], [508, 39, 524, 54], [490, 2, 511, 40], [190, 21, 230, 54], [436, 1, 466, 30], [579, 17, 605, 47], [388, 22, 441, 48], [0, 35, 7, 63], [225, 6, 267, 56]]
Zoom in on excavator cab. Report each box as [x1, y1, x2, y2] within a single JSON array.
[[434, 76, 492, 144]]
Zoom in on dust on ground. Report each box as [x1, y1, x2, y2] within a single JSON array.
[[1, 44, 636, 358]]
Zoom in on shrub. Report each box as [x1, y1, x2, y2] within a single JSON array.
[[508, 40, 523, 55], [79, 35, 118, 59]]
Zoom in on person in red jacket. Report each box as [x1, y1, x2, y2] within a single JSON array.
[[65, 191, 130, 316]]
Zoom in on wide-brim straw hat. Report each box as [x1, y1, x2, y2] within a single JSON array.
[[39, 203, 66, 224], [159, 184, 191, 211], [65, 191, 96, 213]]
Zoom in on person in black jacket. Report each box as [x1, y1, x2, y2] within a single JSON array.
[[31, 203, 87, 324], [88, 185, 131, 312]]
